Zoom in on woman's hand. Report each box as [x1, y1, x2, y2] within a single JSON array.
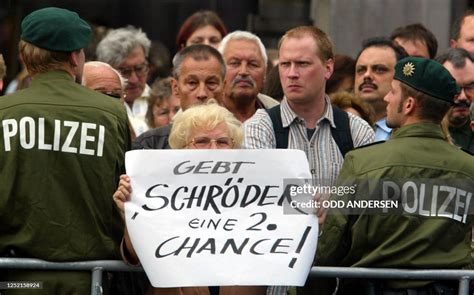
[[113, 174, 132, 219]]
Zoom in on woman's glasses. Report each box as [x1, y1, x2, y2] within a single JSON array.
[[189, 137, 234, 149]]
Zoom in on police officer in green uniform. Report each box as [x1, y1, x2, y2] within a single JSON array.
[[307, 57, 474, 294], [0, 7, 130, 294]]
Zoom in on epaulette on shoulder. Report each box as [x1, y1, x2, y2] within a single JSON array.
[[352, 140, 385, 151]]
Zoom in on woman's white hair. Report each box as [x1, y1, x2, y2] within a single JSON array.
[[169, 99, 243, 149]]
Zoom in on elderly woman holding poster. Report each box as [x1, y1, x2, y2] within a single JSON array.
[[113, 100, 265, 295]]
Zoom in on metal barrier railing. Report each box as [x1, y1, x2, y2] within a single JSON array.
[[1, 258, 473, 294]]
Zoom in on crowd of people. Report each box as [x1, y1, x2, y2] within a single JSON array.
[[0, 5, 474, 295]]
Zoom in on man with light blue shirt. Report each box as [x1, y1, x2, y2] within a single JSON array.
[[374, 117, 391, 141], [354, 37, 408, 141]]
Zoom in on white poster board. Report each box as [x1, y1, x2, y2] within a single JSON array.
[[125, 149, 317, 287]]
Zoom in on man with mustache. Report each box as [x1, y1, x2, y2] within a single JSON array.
[[354, 37, 407, 141], [218, 31, 279, 122], [437, 48, 474, 152]]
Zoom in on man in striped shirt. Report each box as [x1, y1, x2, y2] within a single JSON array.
[[243, 26, 374, 188], [243, 26, 374, 295]]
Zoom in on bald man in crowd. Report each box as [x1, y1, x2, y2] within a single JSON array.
[[82, 61, 125, 100], [82, 61, 138, 140]]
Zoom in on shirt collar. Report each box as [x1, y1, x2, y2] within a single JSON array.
[[375, 118, 392, 133], [31, 71, 74, 85], [280, 95, 335, 128], [391, 122, 445, 140], [255, 97, 265, 109], [141, 84, 151, 97]]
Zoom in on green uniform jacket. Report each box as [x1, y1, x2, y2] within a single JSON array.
[[0, 71, 131, 293], [313, 123, 474, 293]]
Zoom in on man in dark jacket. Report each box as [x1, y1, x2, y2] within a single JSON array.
[[133, 44, 226, 150], [437, 48, 474, 152]]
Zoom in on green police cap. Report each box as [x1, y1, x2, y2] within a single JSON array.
[[394, 57, 460, 104], [21, 7, 91, 52]]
